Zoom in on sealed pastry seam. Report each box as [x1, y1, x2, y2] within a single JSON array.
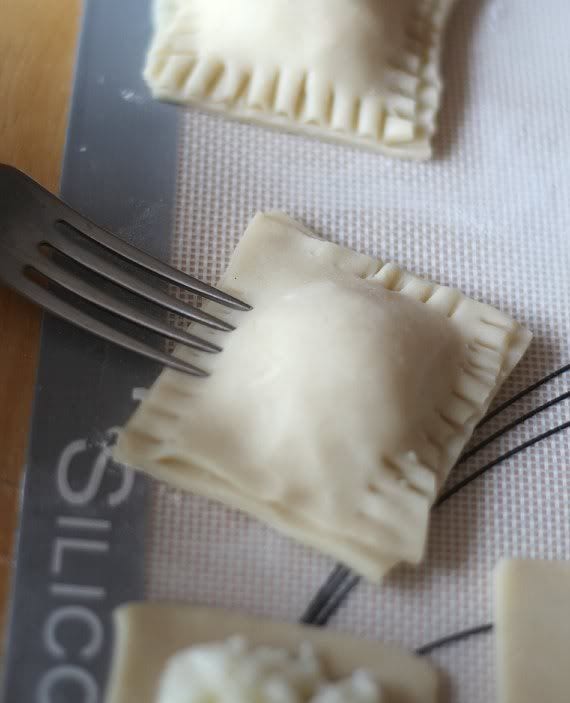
[[114, 213, 531, 581], [144, 0, 457, 159]]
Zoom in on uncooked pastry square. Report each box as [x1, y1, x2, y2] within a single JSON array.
[[144, 0, 457, 159], [105, 603, 439, 703], [495, 559, 570, 703], [114, 213, 531, 581]]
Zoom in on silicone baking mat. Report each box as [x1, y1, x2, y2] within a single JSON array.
[[3, 1, 570, 702]]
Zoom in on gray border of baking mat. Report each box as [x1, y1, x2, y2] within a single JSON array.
[[1, 0, 180, 700]]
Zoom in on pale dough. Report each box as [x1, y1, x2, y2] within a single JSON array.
[[114, 212, 531, 581], [105, 603, 439, 703], [144, 0, 457, 159], [495, 559, 570, 703]]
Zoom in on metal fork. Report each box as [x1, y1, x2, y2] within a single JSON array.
[[0, 164, 250, 376]]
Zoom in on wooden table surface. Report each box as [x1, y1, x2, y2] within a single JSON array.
[[0, 0, 80, 641]]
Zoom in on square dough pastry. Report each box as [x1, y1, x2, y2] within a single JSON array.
[[114, 213, 531, 581], [495, 559, 570, 703], [105, 603, 439, 703], [144, 0, 457, 159]]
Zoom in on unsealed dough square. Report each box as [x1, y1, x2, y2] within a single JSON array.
[[115, 213, 531, 581], [144, 0, 457, 159], [105, 603, 439, 703], [495, 559, 570, 703]]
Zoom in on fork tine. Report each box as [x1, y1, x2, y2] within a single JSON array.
[[57, 215, 250, 311], [31, 255, 222, 354], [48, 229, 235, 332], [1, 258, 207, 377], [0, 165, 244, 310]]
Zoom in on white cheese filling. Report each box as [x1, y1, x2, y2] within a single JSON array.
[[156, 636, 383, 703]]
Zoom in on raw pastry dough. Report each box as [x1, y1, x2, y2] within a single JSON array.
[[495, 559, 570, 703], [115, 213, 531, 581], [144, 0, 457, 159], [105, 603, 439, 703]]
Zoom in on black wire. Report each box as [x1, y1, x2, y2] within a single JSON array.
[[478, 364, 570, 428], [459, 391, 570, 464], [415, 623, 494, 656], [309, 574, 361, 627], [434, 420, 570, 508], [300, 564, 352, 624]]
